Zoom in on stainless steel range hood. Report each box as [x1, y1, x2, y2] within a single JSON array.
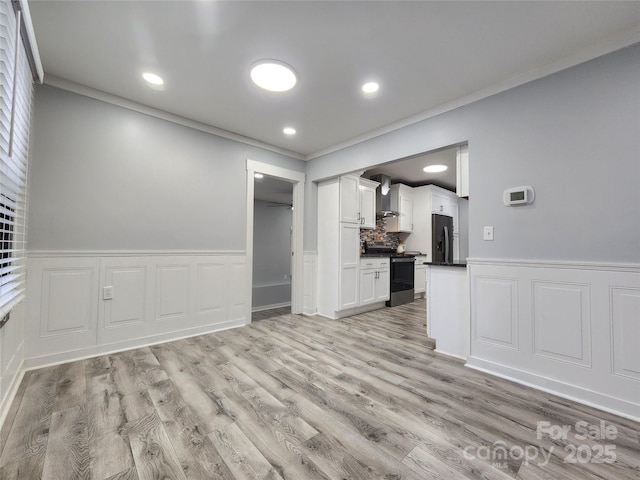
[[368, 174, 399, 217]]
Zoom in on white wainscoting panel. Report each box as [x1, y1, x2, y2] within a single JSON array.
[[473, 276, 518, 350], [533, 281, 591, 367], [196, 259, 227, 322], [227, 256, 248, 323], [27, 257, 100, 358], [303, 252, 318, 315], [155, 263, 190, 325], [42, 268, 95, 336], [611, 287, 640, 381], [26, 252, 248, 368], [468, 259, 640, 421], [98, 258, 152, 345]]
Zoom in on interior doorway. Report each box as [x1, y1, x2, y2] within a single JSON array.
[[246, 159, 305, 320], [252, 176, 294, 311]]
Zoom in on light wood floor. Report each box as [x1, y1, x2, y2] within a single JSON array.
[[1, 298, 638, 480]]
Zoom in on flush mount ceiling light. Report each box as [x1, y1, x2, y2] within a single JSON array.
[[423, 164, 448, 173], [283, 127, 296, 135], [250, 60, 297, 92], [142, 72, 165, 91], [362, 82, 379, 94], [254, 173, 264, 179]]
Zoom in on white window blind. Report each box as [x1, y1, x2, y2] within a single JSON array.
[[0, 0, 33, 320]]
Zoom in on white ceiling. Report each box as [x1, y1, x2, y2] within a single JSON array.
[[29, 1, 640, 159]]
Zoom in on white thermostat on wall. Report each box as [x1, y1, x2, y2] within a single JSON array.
[[503, 186, 535, 206]]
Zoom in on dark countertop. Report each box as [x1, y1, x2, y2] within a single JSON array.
[[423, 261, 467, 268], [360, 253, 393, 258]]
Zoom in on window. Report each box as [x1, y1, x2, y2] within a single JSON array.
[[0, 0, 35, 320]]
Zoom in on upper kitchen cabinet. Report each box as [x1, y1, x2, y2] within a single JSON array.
[[386, 184, 413, 233], [456, 144, 469, 198], [359, 178, 379, 229], [339, 175, 360, 223], [431, 190, 452, 216], [339, 175, 379, 228]]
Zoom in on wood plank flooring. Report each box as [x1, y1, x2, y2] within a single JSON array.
[[1, 298, 638, 480]]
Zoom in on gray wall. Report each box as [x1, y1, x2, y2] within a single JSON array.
[[28, 85, 304, 251], [305, 45, 640, 263], [252, 200, 292, 308], [252, 200, 292, 285]]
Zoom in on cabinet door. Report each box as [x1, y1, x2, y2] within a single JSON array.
[[399, 194, 413, 232], [375, 268, 390, 301], [414, 265, 426, 294], [431, 192, 449, 215], [359, 185, 376, 229], [359, 269, 376, 306], [450, 202, 459, 234], [456, 145, 469, 198], [340, 175, 360, 224], [339, 224, 359, 308]]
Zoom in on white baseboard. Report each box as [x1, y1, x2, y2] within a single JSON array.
[[466, 356, 640, 422], [24, 318, 246, 371], [251, 302, 291, 313]]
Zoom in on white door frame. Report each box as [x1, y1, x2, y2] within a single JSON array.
[[246, 159, 305, 318]]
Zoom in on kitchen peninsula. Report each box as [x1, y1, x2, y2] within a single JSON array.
[[425, 261, 470, 360]]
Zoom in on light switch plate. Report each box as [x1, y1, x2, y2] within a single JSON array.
[[103, 286, 113, 300], [483, 226, 494, 241]]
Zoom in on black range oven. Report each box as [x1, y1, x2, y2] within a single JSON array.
[[386, 255, 415, 307], [363, 245, 416, 307]]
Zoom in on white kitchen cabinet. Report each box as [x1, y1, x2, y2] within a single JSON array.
[[358, 178, 379, 229], [318, 175, 384, 318], [431, 191, 450, 216], [339, 175, 360, 224], [456, 144, 469, 198], [359, 258, 390, 306], [414, 256, 427, 296], [340, 224, 360, 309], [386, 184, 413, 232]]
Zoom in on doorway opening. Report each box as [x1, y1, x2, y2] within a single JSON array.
[[246, 159, 305, 321], [252, 176, 293, 312]]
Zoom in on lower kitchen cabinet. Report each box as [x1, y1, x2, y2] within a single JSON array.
[[414, 255, 427, 296], [359, 258, 390, 306]]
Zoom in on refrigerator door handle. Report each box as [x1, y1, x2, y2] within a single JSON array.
[[444, 225, 450, 263]]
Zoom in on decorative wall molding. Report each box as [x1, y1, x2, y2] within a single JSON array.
[[28, 250, 246, 258], [303, 252, 318, 315], [468, 259, 640, 421], [467, 257, 640, 273], [25, 251, 248, 369]]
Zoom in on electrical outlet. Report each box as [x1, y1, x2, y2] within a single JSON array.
[[103, 286, 113, 300], [483, 226, 494, 241]]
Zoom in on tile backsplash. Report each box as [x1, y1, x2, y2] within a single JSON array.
[[360, 216, 401, 250]]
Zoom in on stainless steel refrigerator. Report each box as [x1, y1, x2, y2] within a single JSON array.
[[432, 214, 453, 263]]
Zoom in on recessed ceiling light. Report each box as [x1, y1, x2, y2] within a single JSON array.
[[142, 72, 164, 86], [251, 60, 297, 92], [283, 127, 296, 135], [423, 164, 448, 173], [362, 82, 379, 94], [254, 173, 264, 179]]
